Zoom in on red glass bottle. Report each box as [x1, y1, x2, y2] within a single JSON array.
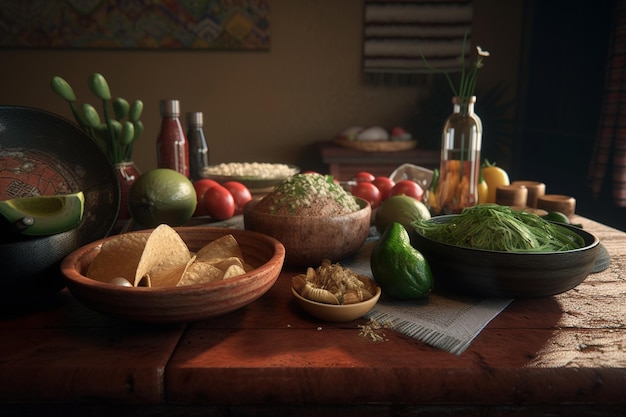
[[156, 99, 190, 177]]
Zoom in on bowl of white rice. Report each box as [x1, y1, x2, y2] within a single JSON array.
[[202, 162, 299, 190]]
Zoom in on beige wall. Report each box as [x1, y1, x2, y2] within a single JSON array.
[[0, 0, 523, 174]]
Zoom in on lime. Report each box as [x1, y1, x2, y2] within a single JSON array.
[[375, 195, 431, 235], [370, 222, 433, 299], [128, 169, 197, 228], [541, 211, 571, 225], [0, 191, 84, 236]]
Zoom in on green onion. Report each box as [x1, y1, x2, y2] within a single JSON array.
[[413, 204, 585, 252]]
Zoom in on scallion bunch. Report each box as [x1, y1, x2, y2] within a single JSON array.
[[413, 204, 585, 252]]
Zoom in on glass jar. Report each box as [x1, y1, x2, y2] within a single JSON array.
[[433, 96, 482, 214]]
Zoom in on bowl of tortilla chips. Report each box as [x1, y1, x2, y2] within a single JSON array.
[[61, 225, 285, 323]]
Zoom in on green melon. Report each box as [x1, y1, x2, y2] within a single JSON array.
[[374, 195, 431, 235]]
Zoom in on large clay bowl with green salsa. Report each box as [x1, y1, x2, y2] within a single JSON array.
[[411, 215, 601, 298], [243, 197, 371, 267]]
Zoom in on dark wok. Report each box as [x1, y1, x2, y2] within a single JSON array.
[[0, 105, 120, 307]]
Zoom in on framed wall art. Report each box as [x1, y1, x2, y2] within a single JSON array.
[[0, 0, 270, 50]]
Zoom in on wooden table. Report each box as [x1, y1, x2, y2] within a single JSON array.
[[1, 216, 625, 416]]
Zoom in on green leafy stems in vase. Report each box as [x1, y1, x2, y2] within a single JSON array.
[[419, 33, 490, 215], [418, 31, 490, 104], [51, 73, 144, 165]]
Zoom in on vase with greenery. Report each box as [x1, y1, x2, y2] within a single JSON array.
[[420, 35, 490, 214], [51, 73, 144, 218]]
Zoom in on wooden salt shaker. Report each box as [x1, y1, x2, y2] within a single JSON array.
[[511, 181, 546, 208], [537, 194, 576, 217], [496, 184, 528, 207]]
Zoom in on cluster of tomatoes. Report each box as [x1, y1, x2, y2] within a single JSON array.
[[192, 170, 425, 220], [192, 179, 252, 221], [349, 171, 424, 208]]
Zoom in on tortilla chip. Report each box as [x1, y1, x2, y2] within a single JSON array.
[[88, 226, 250, 288], [136, 274, 152, 287], [203, 256, 245, 272], [195, 234, 243, 262], [177, 262, 225, 286], [223, 264, 246, 279], [134, 224, 192, 287], [86, 232, 149, 283], [149, 256, 197, 288]]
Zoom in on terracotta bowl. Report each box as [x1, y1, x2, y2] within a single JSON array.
[[537, 194, 576, 217], [291, 284, 381, 322], [61, 227, 285, 323], [243, 198, 371, 266], [412, 215, 601, 298]]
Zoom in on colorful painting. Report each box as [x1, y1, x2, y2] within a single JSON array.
[[0, 0, 270, 50]]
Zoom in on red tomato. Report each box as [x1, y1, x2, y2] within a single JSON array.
[[390, 180, 424, 201], [192, 179, 219, 216], [354, 171, 375, 182], [371, 176, 395, 201], [351, 182, 381, 208], [203, 184, 236, 220], [222, 181, 252, 215]]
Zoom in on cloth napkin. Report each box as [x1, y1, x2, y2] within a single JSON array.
[[341, 234, 513, 355]]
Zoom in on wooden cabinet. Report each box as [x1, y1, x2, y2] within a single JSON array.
[[318, 142, 440, 181]]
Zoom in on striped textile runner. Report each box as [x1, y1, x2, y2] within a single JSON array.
[[363, 0, 474, 82], [588, 0, 626, 206]]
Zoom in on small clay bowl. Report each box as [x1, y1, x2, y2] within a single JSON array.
[[537, 194, 576, 217], [511, 181, 546, 208], [291, 284, 381, 322], [496, 184, 528, 207]]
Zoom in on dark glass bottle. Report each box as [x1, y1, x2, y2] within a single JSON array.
[[156, 99, 190, 177], [186, 112, 209, 182]]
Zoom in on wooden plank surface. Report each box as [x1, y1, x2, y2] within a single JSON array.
[[0, 215, 624, 414], [165, 215, 626, 406], [0, 290, 185, 404]]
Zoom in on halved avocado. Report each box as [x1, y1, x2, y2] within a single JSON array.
[[0, 191, 84, 236]]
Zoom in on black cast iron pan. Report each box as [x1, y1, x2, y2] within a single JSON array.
[[0, 105, 120, 307]]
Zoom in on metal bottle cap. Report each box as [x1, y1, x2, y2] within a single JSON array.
[[187, 112, 203, 127], [160, 99, 180, 117]]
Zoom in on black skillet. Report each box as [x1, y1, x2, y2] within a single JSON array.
[[0, 105, 120, 307]]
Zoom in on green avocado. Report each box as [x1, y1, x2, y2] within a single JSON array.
[[370, 221, 434, 299], [0, 191, 84, 236]]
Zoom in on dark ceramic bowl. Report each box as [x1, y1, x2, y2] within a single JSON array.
[[0, 106, 120, 307], [62, 227, 285, 323], [243, 198, 371, 267], [411, 215, 601, 298]]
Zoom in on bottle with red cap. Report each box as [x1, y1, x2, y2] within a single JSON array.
[[156, 99, 190, 177]]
